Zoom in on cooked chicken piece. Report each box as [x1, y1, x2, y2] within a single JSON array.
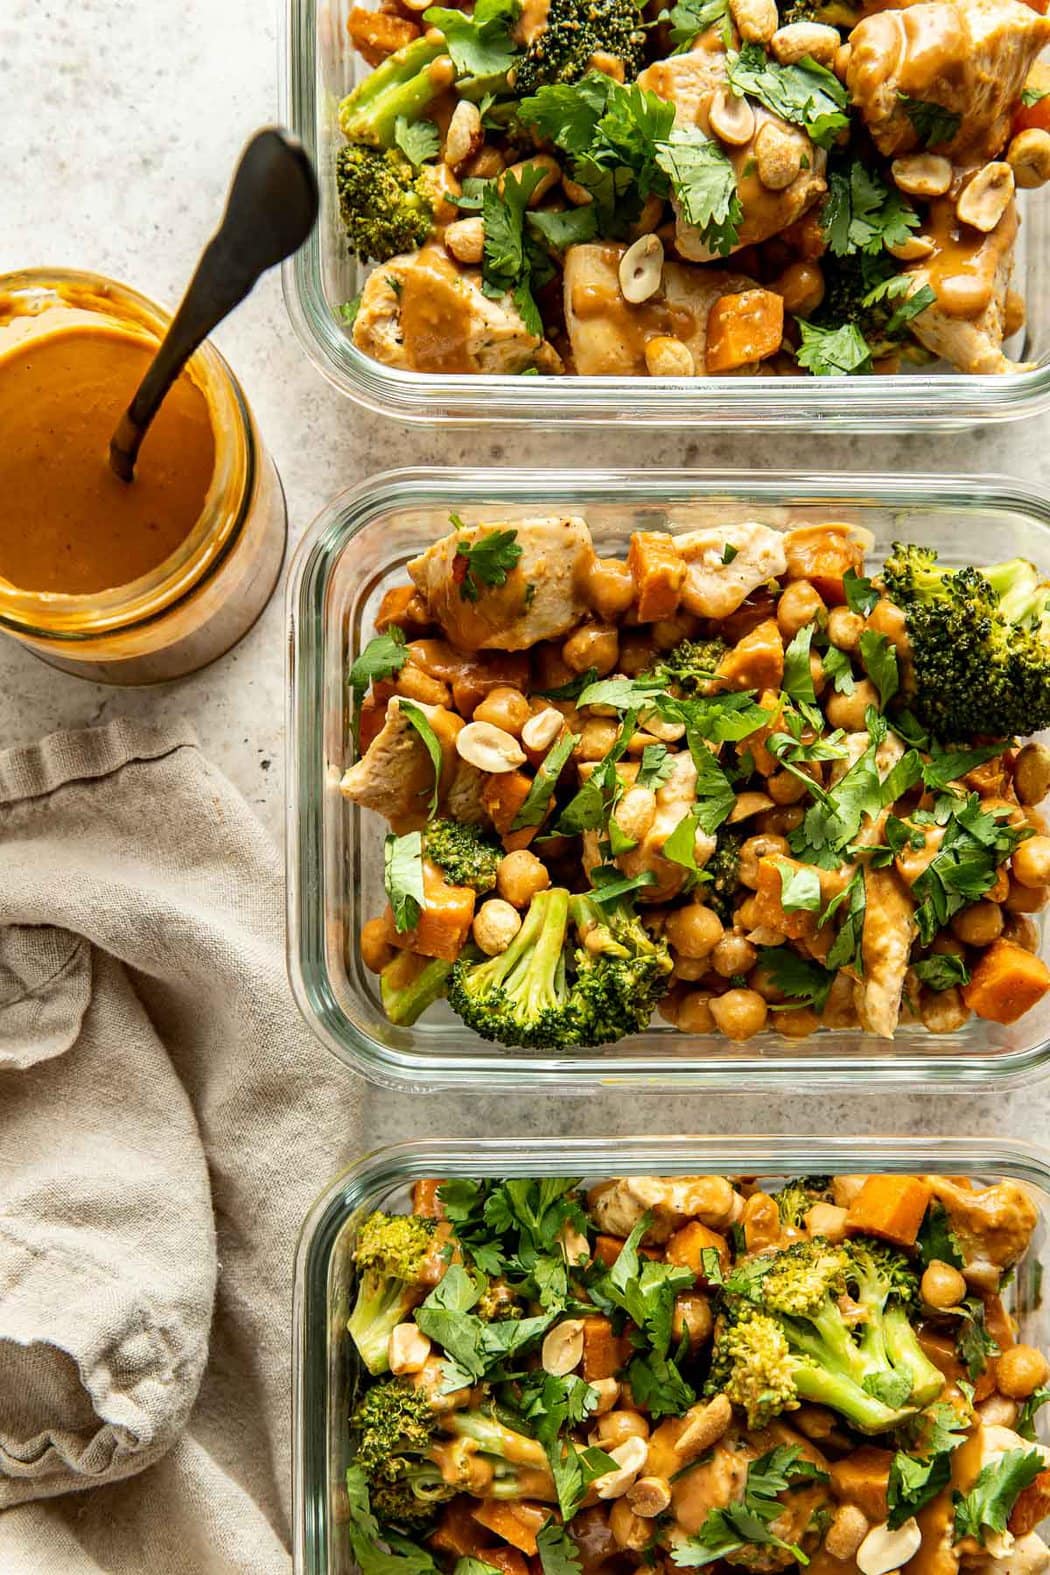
[[665, 1424, 832, 1567], [407, 517, 595, 652], [638, 52, 827, 260], [847, 0, 1050, 163], [339, 696, 464, 833], [562, 243, 756, 376], [979, 1422, 1050, 1467], [973, 1533, 1050, 1575], [905, 199, 1021, 374], [854, 866, 917, 1037], [580, 751, 718, 903], [352, 245, 545, 374], [924, 1176, 1039, 1288], [675, 521, 788, 620], [586, 1174, 741, 1239]]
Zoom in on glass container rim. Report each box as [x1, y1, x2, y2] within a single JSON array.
[[293, 1133, 1050, 1575], [0, 267, 256, 640], [280, 0, 1050, 428], [287, 463, 1050, 1094]]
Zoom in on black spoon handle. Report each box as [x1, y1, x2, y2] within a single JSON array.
[[110, 127, 318, 483]]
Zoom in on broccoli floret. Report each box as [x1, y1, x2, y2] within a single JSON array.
[[649, 638, 729, 695], [380, 953, 453, 1027], [880, 542, 1050, 742], [424, 819, 503, 893], [339, 35, 448, 147], [704, 830, 743, 926], [710, 1237, 941, 1434], [779, 0, 857, 27], [446, 887, 673, 1049], [348, 1212, 440, 1375], [336, 144, 434, 263], [773, 1176, 834, 1230], [476, 1278, 523, 1321], [511, 0, 646, 96], [811, 255, 920, 360]]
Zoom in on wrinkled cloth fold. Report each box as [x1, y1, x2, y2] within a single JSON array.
[[0, 721, 364, 1572]]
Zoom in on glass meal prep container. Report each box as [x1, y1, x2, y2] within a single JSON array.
[[287, 464, 1050, 1093], [281, 0, 1050, 429], [292, 1133, 1050, 1575]]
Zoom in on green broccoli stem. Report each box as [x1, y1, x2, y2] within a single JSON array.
[[477, 887, 568, 1007], [447, 1410, 551, 1470], [982, 560, 1043, 625], [348, 1272, 423, 1375], [381, 955, 453, 1026], [791, 1362, 911, 1434], [882, 1303, 945, 1407], [339, 35, 447, 146]]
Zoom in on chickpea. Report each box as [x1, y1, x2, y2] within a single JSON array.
[[473, 899, 522, 957], [777, 580, 826, 639], [755, 805, 805, 836], [534, 643, 575, 692], [395, 662, 452, 707], [1005, 877, 1050, 914], [951, 901, 1003, 946], [866, 597, 910, 657], [665, 904, 724, 959], [1002, 913, 1039, 952], [577, 718, 621, 762], [497, 849, 551, 909], [827, 605, 864, 651], [658, 988, 685, 1026], [739, 833, 790, 888], [1012, 834, 1050, 889], [919, 986, 970, 1035], [822, 971, 858, 1029], [930, 933, 966, 957], [672, 1292, 713, 1350], [361, 916, 395, 973], [774, 259, 825, 317], [608, 1500, 648, 1552], [776, 1005, 821, 1038], [810, 650, 826, 697], [710, 987, 768, 1041], [767, 768, 811, 805], [673, 952, 709, 981], [1015, 742, 1050, 807], [564, 623, 619, 677], [711, 932, 758, 978], [587, 557, 636, 621], [593, 1410, 650, 1448], [676, 990, 718, 1033], [473, 685, 532, 736], [921, 1259, 967, 1310], [997, 1344, 1050, 1399], [620, 633, 656, 677], [653, 613, 701, 650], [826, 678, 880, 732]]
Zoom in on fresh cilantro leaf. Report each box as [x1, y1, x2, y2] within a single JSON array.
[[423, 0, 521, 76], [637, 742, 675, 789], [349, 627, 408, 753], [922, 743, 1006, 790], [346, 1468, 439, 1575], [912, 797, 1030, 946], [587, 867, 658, 904], [338, 295, 362, 326], [899, 94, 961, 148], [550, 1442, 619, 1522], [783, 623, 817, 704], [702, 1246, 725, 1284], [885, 282, 936, 335], [536, 1520, 584, 1575], [796, 318, 873, 376], [482, 165, 551, 334], [394, 115, 440, 168], [726, 43, 848, 147], [916, 1202, 965, 1270], [723, 542, 739, 563], [823, 159, 920, 258], [665, 0, 731, 51], [662, 808, 707, 891], [456, 527, 523, 601], [758, 946, 835, 1013], [913, 953, 970, 991], [823, 644, 856, 695], [512, 731, 578, 830], [655, 126, 742, 255], [843, 568, 879, 617], [516, 74, 614, 157], [527, 205, 600, 250], [455, 1560, 505, 1575], [775, 857, 822, 912], [628, 1349, 697, 1419], [556, 711, 637, 834], [953, 1449, 1044, 1544], [536, 667, 599, 701], [673, 1446, 827, 1568], [590, 1214, 694, 1359], [859, 628, 900, 707], [955, 1296, 1000, 1380], [1017, 1386, 1050, 1441], [384, 830, 425, 932], [888, 1449, 952, 1529], [1023, 84, 1050, 108], [823, 867, 866, 973], [690, 746, 738, 834], [577, 676, 663, 709], [398, 698, 444, 817]]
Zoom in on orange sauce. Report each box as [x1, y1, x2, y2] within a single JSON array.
[[0, 322, 215, 595]]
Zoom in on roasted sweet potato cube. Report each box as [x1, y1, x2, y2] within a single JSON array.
[[431, 1497, 496, 1557], [1010, 1469, 1050, 1536], [829, 1446, 893, 1522], [705, 289, 784, 373], [383, 860, 476, 962], [412, 1178, 446, 1218], [626, 531, 685, 623], [963, 939, 1050, 1025], [845, 1175, 933, 1248], [347, 4, 420, 66], [716, 618, 784, 692], [581, 1314, 623, 1381], [471, 1501, 549, 1557], [665, 1220, 731, 1287]]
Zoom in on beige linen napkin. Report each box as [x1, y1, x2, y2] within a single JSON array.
[[0, 721, 364, 1572]]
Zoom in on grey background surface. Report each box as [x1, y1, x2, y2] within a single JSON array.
[[2, 0, 1048, 1150]]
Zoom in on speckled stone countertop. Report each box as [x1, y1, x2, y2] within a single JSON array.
[[3, 0, 1050, 1150]]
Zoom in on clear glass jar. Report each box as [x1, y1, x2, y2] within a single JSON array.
[[0, 269, 286, 684], [287, 465, 1050, 1093], [282, 0, 1050, 428], [293, 1134, 1050, 1575]]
